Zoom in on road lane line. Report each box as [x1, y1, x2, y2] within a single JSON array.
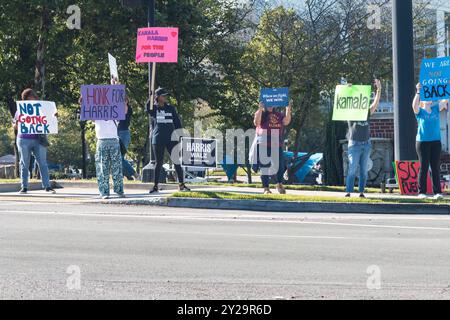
[[2, 209, 450, 232]]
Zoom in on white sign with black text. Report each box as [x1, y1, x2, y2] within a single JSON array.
[[181, 138, 218, 169]]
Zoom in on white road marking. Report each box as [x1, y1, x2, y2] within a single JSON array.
[[1, 209, 450, 232]]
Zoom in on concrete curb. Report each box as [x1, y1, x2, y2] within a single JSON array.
[[109, 197, 450, 215], [0, 181, 61, 193], [98, 197, 168, 206]]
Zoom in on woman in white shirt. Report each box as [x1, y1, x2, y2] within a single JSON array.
[[80, 92, 126, 199]]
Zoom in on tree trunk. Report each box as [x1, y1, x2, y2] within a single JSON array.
[[35, 3, 50, 97]]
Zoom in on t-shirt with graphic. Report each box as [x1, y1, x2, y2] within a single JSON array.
[[347, 116, 371, 143], [148, 103, 182, 144], [416, 104, 441, 142], [256, 111, 285, 147]]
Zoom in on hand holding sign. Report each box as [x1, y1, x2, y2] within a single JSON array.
[[420, 56, 450, 101], [80, 85, 127, 121], [332, 85, 372, 121], [260, 88, 290, 108], [16, 101, 58, 134], [136, 27, 179, 63]]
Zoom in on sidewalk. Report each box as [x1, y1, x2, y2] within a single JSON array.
[[1, 181, 449, 215]]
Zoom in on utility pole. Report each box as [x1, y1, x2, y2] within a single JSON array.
[[141, 0, 157, 182], [392, 0, 417, 161], [121, 0, 157, 182]]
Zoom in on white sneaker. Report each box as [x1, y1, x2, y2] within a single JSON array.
[[417, 194, 428, 199], [433, 194, 444, 200], [102, 195, 110, 200]]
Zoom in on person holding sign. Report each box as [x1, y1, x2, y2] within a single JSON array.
[[146, 88, 190, 193], [12, 89, 56, 194], [345, 79, 382, 198], [253, 100, 292, 195], [79, 90, 126, 199], [412, 83, 448, 200]]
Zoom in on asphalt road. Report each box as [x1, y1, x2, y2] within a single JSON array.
[[1, 200, 450, 300]]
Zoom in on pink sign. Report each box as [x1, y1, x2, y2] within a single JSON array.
[[136, 27, 179, 63]]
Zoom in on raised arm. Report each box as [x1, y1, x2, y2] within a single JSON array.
[[412, 83, 421, 115], [370, 79, 382, 115], [283, 99, 293, 126], [254, 103, 264, 127]]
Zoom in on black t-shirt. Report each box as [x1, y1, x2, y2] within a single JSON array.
[[147, 103, 182, 144], [347, 116, 370, 142], [118, 105, 133, 131]]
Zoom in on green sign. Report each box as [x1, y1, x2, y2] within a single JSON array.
[[332, 85, 372, 121]]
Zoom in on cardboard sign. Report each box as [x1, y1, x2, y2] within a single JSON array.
[[394, 161, 432, 195], [260, 87, 290, 108], [16, 101, 58, 134], [108, 53, 119, 82], [136, 27, 179, 63], [80, 85, 126, 121], [420, 56, 450, 101], [181, 138, 217, 168], [332, 85, 372, 121]]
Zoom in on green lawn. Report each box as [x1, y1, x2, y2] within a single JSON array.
[[172, 191, 450, 204]]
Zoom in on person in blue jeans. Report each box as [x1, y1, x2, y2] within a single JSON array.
[[13, 88, 56, 194], [117, 102, 138, 180], [345, 79, 382, 198]]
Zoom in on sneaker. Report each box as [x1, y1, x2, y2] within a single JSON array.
[[117, 193, 126, 198], [45, 187, 56, 194], [149, 186, 159, 194], [359, 193, 366, 198], [19, 188, 27, 194], [433, 194, 444, 200], [276, 183, 286, 195], [418, 194, 428, 199], [102, 195, 110, 200], [345, 193, 351, 198], [178, 183, 191, 192], [263, 188, 272, 195]]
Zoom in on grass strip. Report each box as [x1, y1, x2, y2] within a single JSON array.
[[172, 191, 450, 205]]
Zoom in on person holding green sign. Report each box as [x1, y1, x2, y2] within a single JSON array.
[[413, 83, 448, 200], [345, 79, 382, 198]]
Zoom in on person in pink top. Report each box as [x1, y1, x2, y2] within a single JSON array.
[[254, 100, 292, 194]]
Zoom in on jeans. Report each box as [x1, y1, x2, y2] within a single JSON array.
[[257, 145, 285, 188], [95, 139, 124, 197], [346, 141, 371, 193], [416, 141, 442, 195], [118, 130, 136, 178], [152, 141, 184, 185], [17, 138, 50, 189]]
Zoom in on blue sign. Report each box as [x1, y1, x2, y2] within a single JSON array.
[[420, 56, 450, 101], [260, 87, 290, 108]]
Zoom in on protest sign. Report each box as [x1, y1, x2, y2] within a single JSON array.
[[80, 85, 126, 121], [332, 85, 372, 121], [394, 161, 432, 195], [181, 138, 218, 168], [108, 53, 119, 82], [260, 87, 290, 108], [136, 27, 179, 63], [420, 56, 450, 101], [16, 100, 58, 134]]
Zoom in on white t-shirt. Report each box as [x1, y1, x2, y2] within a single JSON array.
[[94, 120, 118, 140]]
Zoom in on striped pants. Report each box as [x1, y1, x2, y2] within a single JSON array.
[[95, 139, 124, 197]]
